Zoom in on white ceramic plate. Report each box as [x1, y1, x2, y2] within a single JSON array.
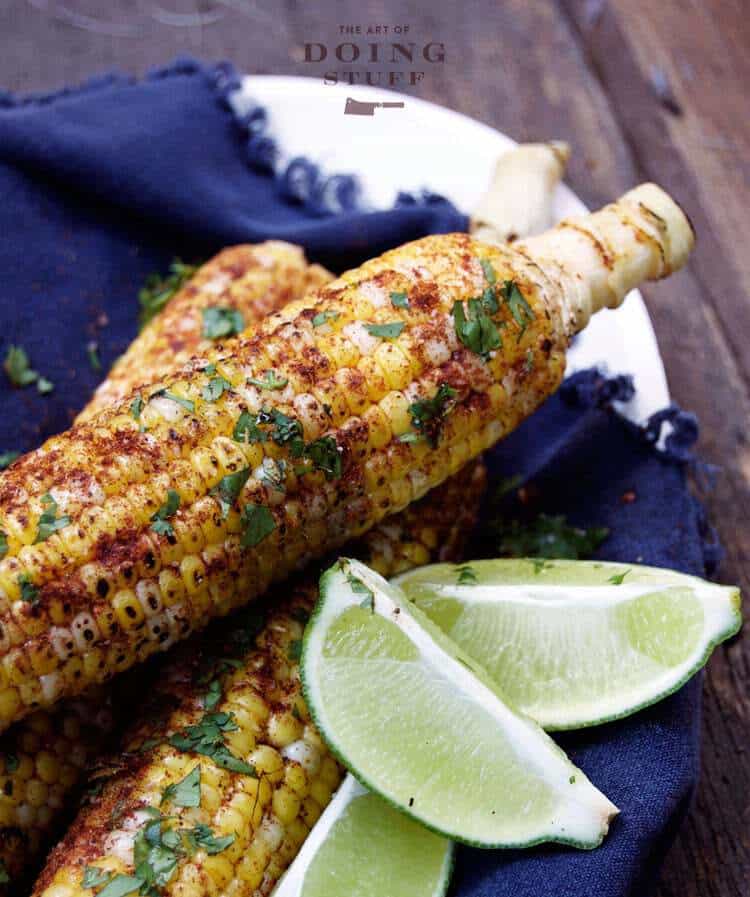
[[239, 76, 670, 421]]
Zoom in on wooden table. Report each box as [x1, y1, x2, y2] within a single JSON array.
[[1, 1, 747, 894]]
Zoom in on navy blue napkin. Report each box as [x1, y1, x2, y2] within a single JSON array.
[[0, 59, 715, 896]]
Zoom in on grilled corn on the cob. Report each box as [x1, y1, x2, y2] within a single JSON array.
[[0, 184, 693, 732], [0, 692, 115, 888], [31, 458, 485, 897], [77, 244, 333, 423], [0, 242, 483, 891]]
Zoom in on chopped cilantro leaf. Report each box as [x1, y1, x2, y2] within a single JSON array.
[[97, 874, 143, 897], [161, 765, 201, 808], [480, 258, 497, 284], [608, 569, 631, 585], [139, 260, 198, 329], [210, 468, 250, 519], [168, 711, 257, 775], [4, 753, 18, 773], [202, 306, 244, 340], [233, 410, 268, 445], [347, 572, 374, 611], [130, 395, 144, 422], [390, 291, 409, 308], [37, 376, 54, 395], [0, 451, 19, 470], [456, 565, 478, 585], [500, 280, 535, 338], [287, 639, 302, 662], [18, 574, 39, 605], [82, 866, 112, 889], [87, 341, 102, 372], [151, 490, 181, 537], [257, 406, 304, 449], [202, 679, 223, 710], [0, 530, 7, 561], [494, 514, 609, 560], [365, 322, 405, 339], [183, 823, 235, 856], [312, 310, 340, 328], [240, 503, 276, 548], [202, 374, 232, 402], [452, 298, 502, 359], [257, 458, 287, 493], [247, 370, 288, 390], [298, 436, 342, 480], [406, 383, 457, 448], [35, 493, 71, 544], [3, 345, 38, 387], [151, 389, 195, 413]]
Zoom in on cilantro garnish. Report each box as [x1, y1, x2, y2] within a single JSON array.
[[202, 679, 223, 710], [0, 530, 8, 561], [452, 298, 502, 359], [365, 322, 405, 340], [312, 310, 340, 328], [202, 374, 232, 403], [233, 410, 268, 444], [0, 451, 19, 470], [3, 345, 38, 387], [390, 291, 409, 309], [210, 468, 250, 519], [151, 389, 195, 414], [151, 490, 181, 537], [202, 307, 244, 340], [258, 406, 304, 448], [3, 345, 54, 394], [247, 371, 288, 391], [500, 280, 535, 337], [139, 260, 198, 329], [82, 867, 112, 890], [168, 711, 257, 775], [96, 874, 143, 897], [87, 341, 102, 372], [608, 569, 631, 585], [494, 514, 609, 560], [18, 574, 39, 605], [480, 258, 497, 285], [296, 436, 342, 480], [406, 383, 458, 448], [161, 765, 201, 808], [240, 503, 276, 548], [182, 823, 235, 856], [35, 493, 71, 543], [4, 753, 18, 773], [287, 639, 302, 662], [130, 395, 144, 422], [456, 565, 478, 585]]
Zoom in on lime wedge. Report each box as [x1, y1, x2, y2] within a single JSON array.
[[273, 775, 453, 897], [395, 559, 741, 730], [301, 558, 618, 849]]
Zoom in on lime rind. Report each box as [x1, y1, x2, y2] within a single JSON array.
[[395, 559, 741, 731], [302, 559, 618, 851]]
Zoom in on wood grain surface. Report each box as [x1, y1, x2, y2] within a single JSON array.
[[0, 1, 747, 894]]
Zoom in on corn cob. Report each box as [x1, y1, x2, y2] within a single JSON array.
[[0, 244, 484, 891], [0, 691, 115, 888], [0, 184, 693, 732], [77, 243, 333, 424], [31, 456, 485, 897]]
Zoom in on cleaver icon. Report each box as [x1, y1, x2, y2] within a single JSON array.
[[344, 97, 406, 116]]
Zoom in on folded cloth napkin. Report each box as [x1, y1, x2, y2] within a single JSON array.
[[0, 59, 716, 896]]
